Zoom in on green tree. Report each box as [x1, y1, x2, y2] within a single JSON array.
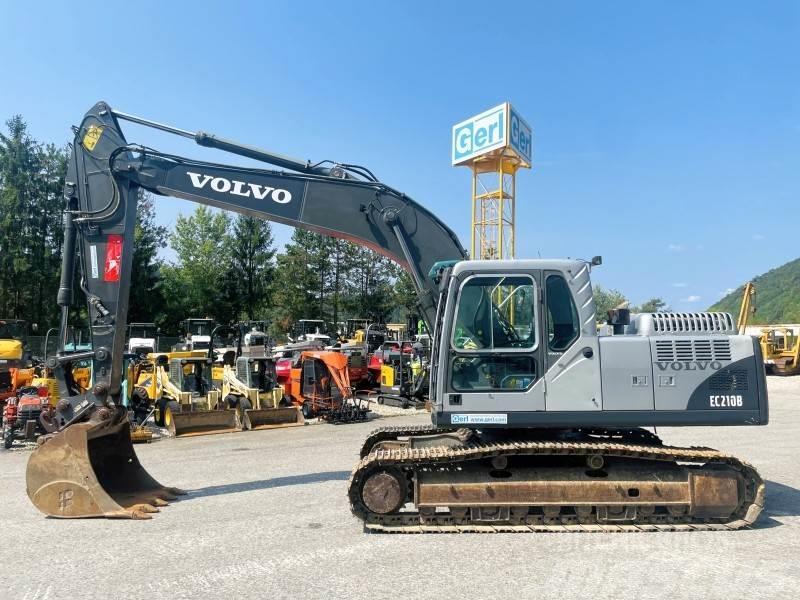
[[163, 206, 232, 325], [229, 215, 276, 320], [593, 285, 628, 323], [341, 243, 398, 323], [128, 191, 168, 324], [636, 297, 669, 313], [0, 116, 67, 328], [269, 229, 324, 337], [393, 271, 419, 318]]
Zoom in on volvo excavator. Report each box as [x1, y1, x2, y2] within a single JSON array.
[[26, 102, 767, 531]]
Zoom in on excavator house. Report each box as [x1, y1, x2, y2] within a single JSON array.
[[26, 102, 767, 531]]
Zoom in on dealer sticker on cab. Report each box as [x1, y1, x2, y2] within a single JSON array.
[[451, 414, 508, 425]]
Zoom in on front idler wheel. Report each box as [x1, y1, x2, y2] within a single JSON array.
[[361, 469, 406, 515]]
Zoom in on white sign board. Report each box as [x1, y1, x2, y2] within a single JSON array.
[[452, 102, 532, 167]]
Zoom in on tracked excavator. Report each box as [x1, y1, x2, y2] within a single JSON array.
[[27, 102, 767, 530]]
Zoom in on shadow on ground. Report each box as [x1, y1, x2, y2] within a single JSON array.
[[764, 480, 800, 518], [185, 471, 351, 500]]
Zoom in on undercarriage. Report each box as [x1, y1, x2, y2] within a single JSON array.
[[349, 426, 764, 532]]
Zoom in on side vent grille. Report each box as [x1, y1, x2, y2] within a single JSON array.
[[709, 369, 749, 391], [655, 339, 732, 362], [648, 312, 735, 334]]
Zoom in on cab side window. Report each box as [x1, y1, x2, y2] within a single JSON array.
[[546, 274, 579, 352]]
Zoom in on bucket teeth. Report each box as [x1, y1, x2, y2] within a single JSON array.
[[129, 503, 160, 514]]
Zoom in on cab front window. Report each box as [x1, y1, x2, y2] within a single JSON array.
[[451, 275, 537, 351]]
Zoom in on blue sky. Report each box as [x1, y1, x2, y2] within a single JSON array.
[[2, 1, 798, 310]]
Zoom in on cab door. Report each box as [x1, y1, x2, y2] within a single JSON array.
[[542, 270, 602, 411], [444, 270, 547, 413]]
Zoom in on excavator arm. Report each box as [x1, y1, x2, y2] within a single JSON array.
[[26, 101, 464, 518], [53, 101, 465, 427]]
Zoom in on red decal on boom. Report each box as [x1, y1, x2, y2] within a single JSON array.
[[104, 235, 123, 282]]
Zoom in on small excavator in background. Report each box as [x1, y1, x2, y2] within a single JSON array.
[[25, 102, 767, 531]]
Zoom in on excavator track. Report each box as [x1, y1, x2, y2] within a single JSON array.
[[348, 436, 764, 533], [359, 424, 458, 458]]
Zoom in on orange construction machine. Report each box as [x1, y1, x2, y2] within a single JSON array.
[[285, 351, 369, 423]]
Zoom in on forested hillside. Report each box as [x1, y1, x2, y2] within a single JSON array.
[[708, 258, 800, 324]]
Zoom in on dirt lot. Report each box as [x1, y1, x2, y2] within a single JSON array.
[[1, 378, 798, 600]]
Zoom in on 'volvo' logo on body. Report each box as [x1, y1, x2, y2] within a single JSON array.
[[655, 361, 723, 371], [187, 172, 292, 204]]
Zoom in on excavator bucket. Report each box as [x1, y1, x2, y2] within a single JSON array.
[[243, 405, 304, 431], [167, 408, 242, 438], [26, 418, 184, 519]]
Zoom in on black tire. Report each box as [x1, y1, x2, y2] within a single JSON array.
[[3, 426, 15, 450], [155, 398, 168, 427], [238, 397, 252, 414], [163, 400, 181, 431], [302, 401, 314, 419]]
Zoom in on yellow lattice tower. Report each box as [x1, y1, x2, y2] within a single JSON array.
[[452, 102, 532, 260]]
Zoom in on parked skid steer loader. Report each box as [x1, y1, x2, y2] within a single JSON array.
[[215, 325, 304, 430], [156, 355, 240, 437]]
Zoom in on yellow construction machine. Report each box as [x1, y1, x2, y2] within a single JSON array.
[[736, 282, 800, 375], [216, 325, 304, 430], [127, 349, 239, 437], [152, 354, 240, 437], [760, 327, 800, 376]]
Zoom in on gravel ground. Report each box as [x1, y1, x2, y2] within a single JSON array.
[[1, 378, 798, 600]]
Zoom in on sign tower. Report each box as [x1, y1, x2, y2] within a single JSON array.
[[452, 102, 532, 260]]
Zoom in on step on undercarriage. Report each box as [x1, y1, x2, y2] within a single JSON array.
[[349, 426, 765, 533]]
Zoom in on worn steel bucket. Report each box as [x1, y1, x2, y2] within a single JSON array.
[[26, 417, 184, 519]]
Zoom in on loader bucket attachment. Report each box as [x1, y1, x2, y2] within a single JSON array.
[[26, 419, 184, 519], [244, 406, 304, 431], [167, 409, 241, 438]]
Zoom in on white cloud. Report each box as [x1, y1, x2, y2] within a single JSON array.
[[752, 233, 764, 241], [684, 295, 702, 302], [668, 244, 684, 252], [673, 282, 687, 288]]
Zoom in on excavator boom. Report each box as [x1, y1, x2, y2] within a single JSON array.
[[27, 101, 463, 518]]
